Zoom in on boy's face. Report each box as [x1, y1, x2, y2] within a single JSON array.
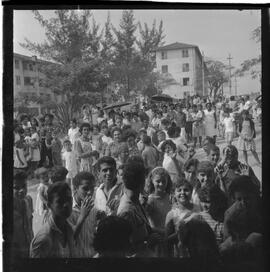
[[117, 168, 124, 183], [119, 149, 129, 162], [175, 185, 192, 205], [13, 180, 27, 199], [115, 119, 122, 128], [39, 172, 49, 184], [71, 122, 76, 128], [184, 166, 196, 181], [152, 174, 167, 193], [140, 132, 146, 140], [158, 133, 165, 143], [49, 189, 73, 219], [76, 179, 94, 202], [64, 142, 72, 151], [197, 172, 209, 187], [234, 191, 254, 210], [208, 150, 220, 165], [99, 163, 117, 185], [200, 200, 211, 212], [164, 144, 174, 155]]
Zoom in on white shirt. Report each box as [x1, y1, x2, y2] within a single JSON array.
[[62, 150, 78, 178], [101, 135, 113, 146], [223, 116, 234, 133], [68, 127, 80, 146], [243, 100, 251, 110]]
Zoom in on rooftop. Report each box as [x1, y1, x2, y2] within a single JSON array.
[[155, 42, 197, 51]]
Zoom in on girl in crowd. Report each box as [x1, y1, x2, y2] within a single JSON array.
[[165, 180, 200, 257], [204, 103, 218, 142], [237, 110, 261, 166], [105, 127, 122, 160], [183, 158, 199, 188], [122, 129, 140, 157], [14, 128, 28, 171], [68, 118, 80, 147], [191, 104, 204, 148]]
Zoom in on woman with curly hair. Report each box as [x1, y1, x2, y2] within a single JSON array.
[[122, 129, 140, 157], [105, 127, 122, 160]]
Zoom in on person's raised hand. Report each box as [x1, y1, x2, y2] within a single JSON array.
[[239, 164, 249, 176], [80, 194, 94, 220]]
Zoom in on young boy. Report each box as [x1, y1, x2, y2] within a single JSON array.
[[222, 109, 235, 145], [142, 136, 158, 174], [207, 145, 221, 167], [13, 170, 34, 258]]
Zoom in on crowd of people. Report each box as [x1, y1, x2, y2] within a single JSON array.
[[12, 93, 262, 267]]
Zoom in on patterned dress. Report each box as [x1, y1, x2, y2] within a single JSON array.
[[75, 137, 93, 172]]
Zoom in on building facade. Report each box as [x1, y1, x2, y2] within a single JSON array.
[[14, 53, 63, 115], [155, 42, 208, 99]]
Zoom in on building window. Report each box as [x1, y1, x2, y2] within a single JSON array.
[[24, 76, 32, 86], [182, 63, 189, 72], [15, 59, 20, 69], [23, 61, 28, 70], [182, 49, 189, 58], [16, 76, 21, 85], [183, 77, 190, 86], [161, 65, 168, 73], [29, 63, 34, 71], [161, 51, 167, 60]]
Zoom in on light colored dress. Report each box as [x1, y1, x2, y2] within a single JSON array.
[[75, 137, 93, 172], [237, 120, 256, 151], [204, 109, 217, 137], [31, 132, 41, 162], [192, 111, 204, 137]]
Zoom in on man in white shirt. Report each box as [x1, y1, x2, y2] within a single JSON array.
[[94, 156, 123, 215]]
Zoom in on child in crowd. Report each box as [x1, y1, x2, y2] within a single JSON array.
[[222, 109, 235, 145], [51, 130, 63, 166], [145, 167, 172, 256], [44, 130, 53, 168], [185, 145, 196, 161], [35, 167, 50, 222], [68, 118, 80, 147], [191, 161, 215, 208], [116, 142, 130, 168], [91, 125, 103, 152], [29, 126, 41, 172], [117, 164, 125, 185], [62, 139, 78, 192], [137, 129, 147, 153], [14, 128, 28, 171], [165, 179, 200, 257], [142, 136, 158, 174], [30, 182, 75, 258], [207, 145, 221, 167], [13, 170, 34, 258], [68, 172, 106, 257], [197, 184, 228, 245], [183, 158, 199, 188]]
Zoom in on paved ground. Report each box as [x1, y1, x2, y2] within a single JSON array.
[[28, 123, 262, 235]]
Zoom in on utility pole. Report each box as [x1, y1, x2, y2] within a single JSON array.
[[227, 54, 233, 96], [202, 51, 205, 97], [234, 75, 237, 96]]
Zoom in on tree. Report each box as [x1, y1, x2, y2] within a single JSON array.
[[235, 26, 261, 83], [19, 10, 106, 130], [205, 60, 229, 98]]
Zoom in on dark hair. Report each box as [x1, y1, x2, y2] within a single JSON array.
[[20, 114, 29, 123], [79, 122, 91, 134], [160, 139, 176, 152], [174, 179, 193, 192], [71, 118, 77, 124], [161, 118, 170, 126], [145, 167, 172, 194], [229, 175, 260, 199], [209, 145, 220, 154], [63, 139, 71, 145], [17, 128, 25, 135], [118, 142, 129, 154], [167, 126, 176, 138], [111, 127, 122, 136], [203, 136, 216, 146], [126, 155, 144, 166], [14, 170, 27, 182], [122, 129, 137, 142], [198, 184, 228, 222], [73, 172, 95, 189], [184, 158, 199, 172], [123, 162, 146, 191], [96, 156, 116, 172], [50, 166, 68, 183], [47, 181, 71, 206], [93, 216, 132, 253], [143, 135, 151, 145]]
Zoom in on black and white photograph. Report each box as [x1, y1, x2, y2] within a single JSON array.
[[4, 4, 268, 271]]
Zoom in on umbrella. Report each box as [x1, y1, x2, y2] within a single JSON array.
[[151, 94, 173, 102], [103, 101, 132, 110]]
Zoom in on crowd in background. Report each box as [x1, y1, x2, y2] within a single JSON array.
[[12, 93, 262, 268]]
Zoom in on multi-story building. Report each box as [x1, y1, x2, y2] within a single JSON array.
[[155, 42, 208, 99], [14, 53, 64, 115]]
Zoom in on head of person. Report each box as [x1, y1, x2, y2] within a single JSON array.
[[82, 104, 90, 115], [92, 125, 100, 135], [100, 123, 110, 137], [24, 127, 31, 137], [157, 130, 166, 143], [110, 127, 122, 143], [97, 156, 117, 186], [176, 104, 183, 113], [79, 123, 91, 138], [52, 129, 58, 139], [20, 114, 29, 125], [93, 216, 132, 257], [141, 116, 150, 129], [192, 104, 198, 112], [126, 155, 145, 166], [167, 126, 176, 139], [202, 137, 216, 154], [208, 145, 220, 166], [30, 126, 37, 135], [198, 184, 228, 222], [73, 172, 96, 203], [30, 117, 39, 127], [122, 129, 137, 147], [34, 167, 49, 184], [222, 145, 239, 168], [117, 164, 125, 184], [174, 179, 193, 207], [139, 128, 147, 141], [115, 116, 123, 128], [184, 158, 199, 183], [117, 142, 129, 162], [187, 145, 196, 158], [178, 218, 220, 260], [196, 161, 215, 188], [241, 109, 250, 121], [47, 181, 72, 219], [197, 104, 203, 111], [161, 118, 170, 130], [50, 166, 68, 183], [122, 161, 146, 193], [63, 139, 72, 152], [70, 118, 77, 128], [146, 167, 172, 195], [142, 135, 151, 146], [161, 139, 176, 156], [44, 113, 53, 124], [13, 170, 27, 200], [228, 175, 260, 210]]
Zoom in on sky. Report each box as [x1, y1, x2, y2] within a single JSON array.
[[13, 9, 261, 95]]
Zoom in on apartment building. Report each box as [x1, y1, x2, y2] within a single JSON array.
[[14, 53, 63, 115], [155, 42, 208, 99]]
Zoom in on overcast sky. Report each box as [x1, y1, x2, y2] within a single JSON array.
[[14, 9, 261, 95]]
